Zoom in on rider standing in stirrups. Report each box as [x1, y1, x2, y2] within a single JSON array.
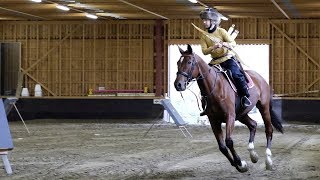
[[198, 8, 251, 116]]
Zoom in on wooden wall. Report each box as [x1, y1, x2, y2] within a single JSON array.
[[0, 21, 158, 97], [270, 20, 320, 98], [167, 18, 270, 44], [167, 18, 320, 98], [0, 19, 319, 98]]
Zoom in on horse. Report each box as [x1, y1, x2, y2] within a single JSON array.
[[174, 44, 283, 173]]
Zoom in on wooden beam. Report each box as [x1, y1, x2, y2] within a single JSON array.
[[45, 0, 109, 20], [0, 6, 48, 20], [117, 0, 168, 20], [197, 1, 208, 7], [23, 24, 82, 73], [155, 20, 164, 96], [270, 0, 290, 19], [269, 20, 320, 69], [20, 68, 57, 96], [276, 90, 319, 97], [168, 39, 270, 45], [303, 77, 320, 93]]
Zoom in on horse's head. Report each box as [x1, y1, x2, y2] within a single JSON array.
[[174, 44, 199, 91]]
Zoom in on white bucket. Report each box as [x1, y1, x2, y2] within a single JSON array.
[[34, 84, 42, 97], [34, 91, 42, 97], [21, 88, 30, 96]]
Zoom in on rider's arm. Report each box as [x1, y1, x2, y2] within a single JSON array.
[[200, 34, 214, 55], [220, 28, 236, 48]]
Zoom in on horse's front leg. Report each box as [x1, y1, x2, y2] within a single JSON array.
[[225, 114, 248, 173], [210, 121, 235, 166]]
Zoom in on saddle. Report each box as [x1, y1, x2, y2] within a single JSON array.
[[213, 65, 254, 93]]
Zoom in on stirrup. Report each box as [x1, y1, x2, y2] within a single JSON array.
[[241, 96, 252, 107], [200, 96, 207, 116], [200, 111, 206, 116]]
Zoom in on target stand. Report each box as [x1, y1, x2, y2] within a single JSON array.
[[0, 98, 14, 175], [160, 99, 192, 138]]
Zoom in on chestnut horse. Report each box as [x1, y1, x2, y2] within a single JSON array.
[[174, 44, 283, 172]]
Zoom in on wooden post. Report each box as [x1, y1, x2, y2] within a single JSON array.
[[155, 20, 164, 96]]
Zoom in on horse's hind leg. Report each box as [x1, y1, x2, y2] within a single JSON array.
[[256, 101, 274, 170], [239, 114, 259, 163]]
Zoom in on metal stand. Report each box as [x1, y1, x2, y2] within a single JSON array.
[[5, 97, 30, 134], [0, 151, 12, 175], [143, 99, 193, 138], [161, 99, 192, 138], [178, 126, 193, 138], [1, 97, 30, 175], [144, 121, 193, 138], [1, 98, 14, 175], [12, 102, 30, 134]]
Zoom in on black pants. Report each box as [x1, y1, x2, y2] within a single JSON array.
[[220, 57, 249, 97]]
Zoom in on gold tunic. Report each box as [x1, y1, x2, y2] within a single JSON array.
[[200, 27, 236, 64]]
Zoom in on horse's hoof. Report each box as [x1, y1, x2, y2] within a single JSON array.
[[250, 150, 259, 163], [236, 160, 248, 173], [265, 156, 273, 170]]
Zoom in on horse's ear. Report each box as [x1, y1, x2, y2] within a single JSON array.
[[187, 44, 193, 54], [178, 46, 184, 54]]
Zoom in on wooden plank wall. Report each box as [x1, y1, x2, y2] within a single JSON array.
[[0, 19, 319, 98], [167, 18, 270, 44], [0, 21, 156, 97], [270, 20, 320, 97], [167, 18, 320, 98]]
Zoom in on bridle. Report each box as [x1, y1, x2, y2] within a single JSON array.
[[176, 53, 219, 96], [177, 53, 213, 82], [176, 54, 197, 83]]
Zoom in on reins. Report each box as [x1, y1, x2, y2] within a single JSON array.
[[177, 54, 203, 111], [192, 54, 220, 98]]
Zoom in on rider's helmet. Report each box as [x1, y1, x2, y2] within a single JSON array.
[[199, 8, 221, 26]]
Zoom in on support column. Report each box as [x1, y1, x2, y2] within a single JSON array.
[[154, 20, 164, 96]]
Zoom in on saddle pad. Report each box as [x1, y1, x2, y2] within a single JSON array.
[[245, 72, 254, 89], [222, 71, 254, 93]]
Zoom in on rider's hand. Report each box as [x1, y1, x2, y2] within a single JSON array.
[[211, 43, 222, 50], [221, 42, 229, 48]]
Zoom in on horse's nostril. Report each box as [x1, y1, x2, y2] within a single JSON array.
[[174, 82, 183, 91]]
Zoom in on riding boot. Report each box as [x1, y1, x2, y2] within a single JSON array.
[[241, 96, 251, 107], [240, 88, 252, 108], [200, 96, 207, 116]]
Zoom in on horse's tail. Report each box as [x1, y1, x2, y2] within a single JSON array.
[[269, 91, 284, 134]]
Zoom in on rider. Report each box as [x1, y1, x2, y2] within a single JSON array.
[[198, 8, 251, 115]]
